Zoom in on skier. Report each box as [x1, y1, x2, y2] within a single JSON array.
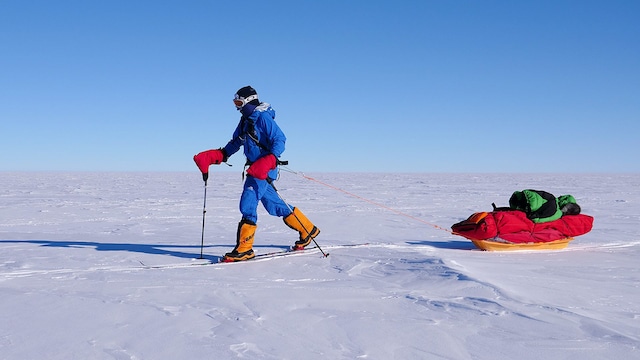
[[193, 86, 320, 262]]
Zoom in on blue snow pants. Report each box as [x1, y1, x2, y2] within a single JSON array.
[[240, 176, 292, 223]]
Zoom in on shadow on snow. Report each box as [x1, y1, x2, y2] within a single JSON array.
[[406, 239, 477, 250], [0, 239, 291, 263]]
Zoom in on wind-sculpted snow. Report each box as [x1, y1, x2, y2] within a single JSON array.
[[0, 172, 639, 359]]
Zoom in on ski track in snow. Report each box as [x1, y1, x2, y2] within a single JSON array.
[[1, 172, 639, 359]]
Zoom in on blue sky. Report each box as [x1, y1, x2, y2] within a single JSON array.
[[1, 1, 638, 173]]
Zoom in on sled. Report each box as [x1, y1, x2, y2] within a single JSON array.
[[452, 210, 592, 251], [451, 191, 593, 252], [470, 237, 574, 251]]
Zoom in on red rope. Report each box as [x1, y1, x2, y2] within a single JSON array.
[[295, 172, 454, 235]]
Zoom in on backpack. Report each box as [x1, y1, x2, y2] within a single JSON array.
[[508, 189, 562, 223]]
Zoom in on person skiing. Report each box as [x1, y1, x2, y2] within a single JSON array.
[[193, 86, 320, 262]]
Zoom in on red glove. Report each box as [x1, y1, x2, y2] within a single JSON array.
[[246, 154, 277, 180], [193, 149, 226, 174]]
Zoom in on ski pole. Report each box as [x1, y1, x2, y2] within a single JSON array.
[[267, 179, 328, 257], [198, 179, 208, 259]]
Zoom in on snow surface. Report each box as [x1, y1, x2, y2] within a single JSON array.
[[1, 172, 639, 360]]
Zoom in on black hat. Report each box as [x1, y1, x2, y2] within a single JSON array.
[[236, 86, 257, 99]]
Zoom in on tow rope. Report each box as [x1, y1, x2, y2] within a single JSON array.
[[280, 167, 454, 235]]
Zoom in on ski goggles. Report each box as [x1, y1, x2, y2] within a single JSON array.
[[233, 93, 258, 108]]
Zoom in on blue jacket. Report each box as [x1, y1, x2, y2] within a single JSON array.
[[223, 103, 286, 179]]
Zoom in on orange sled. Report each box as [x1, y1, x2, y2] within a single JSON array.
[[470, 237, 574, 251]]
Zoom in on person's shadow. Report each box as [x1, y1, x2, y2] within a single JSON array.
[[0, 239, 291, 263]]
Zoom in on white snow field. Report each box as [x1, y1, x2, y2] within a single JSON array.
[[1, 172, 638, 359]]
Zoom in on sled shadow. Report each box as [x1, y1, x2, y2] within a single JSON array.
[[406, 239, 477, 250], [0, 239, 291, 263]]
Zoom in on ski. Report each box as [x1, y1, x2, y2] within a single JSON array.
[[138, 246, 317, 269], [218, 243, 370, 264], [219, 245, 322, 264], [138, 243, 369, 269]]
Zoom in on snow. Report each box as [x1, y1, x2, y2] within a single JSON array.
[[1, 172, 639, 359]]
